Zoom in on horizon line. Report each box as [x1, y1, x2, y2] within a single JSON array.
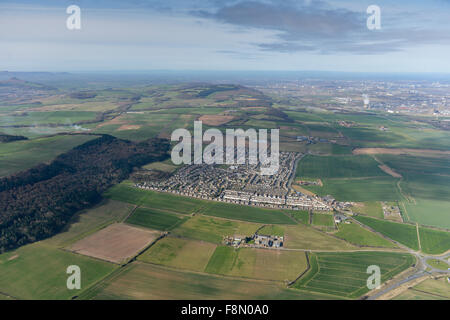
[[3, 70, 450, 76]]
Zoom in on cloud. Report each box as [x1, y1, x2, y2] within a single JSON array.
[[201, 1, 361, 39], [193, 0, 450, 55]]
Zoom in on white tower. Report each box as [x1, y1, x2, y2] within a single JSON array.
[[362, 94, 370, 109]]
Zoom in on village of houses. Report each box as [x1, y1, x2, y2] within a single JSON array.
[[136, 152, 353, 212], [135, 151, 358, 249]]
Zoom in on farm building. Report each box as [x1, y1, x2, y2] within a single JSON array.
[[254, 235, 284, 248]]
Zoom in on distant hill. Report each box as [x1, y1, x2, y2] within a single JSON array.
[[0, 77, 56, 91], [0, 71, 70, 82]]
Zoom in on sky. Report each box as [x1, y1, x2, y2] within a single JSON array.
[[1, 0, 450, 73]]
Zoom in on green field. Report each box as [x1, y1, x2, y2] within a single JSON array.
[[0, 111, 97, 126], [414, 277, 450, 298], [284, 223, 356, 250], [312, 213, 335, 227], [403, 198, 450, 230], [304, 177, 401, 202], [338, 123, 450, 150], [126, 207, 188, 231], [393, 277, 450, 300], [377, 154, 450, 176], [0, 125, 88, 138], [258, 225, 285, 237], [401, 173, 450, 204], [197, 202, 296, 225], [293, 251, 415, 298], [418, 227, 450, 255], [306, 123, 339, 138], [138, 237, 217, 272], [334, 222, 398, 248], [296, 155, 388, 179], [142, 160, 179, 173], [295, 131, 450, 229], [204, 246, 238, 274], [93, 112, 195, 141], [0, 134, 97, 177], [352, 202, 384, 219], [288, 210, 310, 224], [293, 252, 319, 288], [104, 182, 204, 213], [392, 159, 450, 228], [105, 182, 295, 224], [205, 246, 308, 282], [427, 259, 449, 271], [172, 215, 260, 244], [354, 216, 419, 250], [82, 263, 337, 300], [0, 243, 116, 300], [103, 182, 152, 205]]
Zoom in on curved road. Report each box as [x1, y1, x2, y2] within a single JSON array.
[[347, 216, 449, 299], [367, 244, 449, 300]]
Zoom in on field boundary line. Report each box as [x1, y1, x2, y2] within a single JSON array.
[[75, 263, 134, 300], [122, 204, 139, 222], [187, 211, 277, 226], [350, 217, 412, 252], [288, 251, 310, 286], [354, 213, 415, 225], [59, 219, 118, 249], [0, 290, 20, 300], [138, 205, 190, 217], [281, 211, 300, 225], [331, 231, 399, 250], [135, 260, 289, 285], [399, 201, 409, 222], [59, 247, 122, 265], [416, 223, 422, 252], [167, 232, 404, 253], [409, 288, 450, 300], [129, 232, 169, 264], [303, 284, 353, 297], [305, 278, 360, 290], [308, 253, 320, 287]]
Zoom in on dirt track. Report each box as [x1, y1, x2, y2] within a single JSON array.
[[378, 164, 402, 178]]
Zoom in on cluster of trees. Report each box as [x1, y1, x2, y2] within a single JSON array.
[[0, 133, 28, 143], [0, 134, 169, 252], [69, 91, 97, 99], [264, 107, 292, 122]]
